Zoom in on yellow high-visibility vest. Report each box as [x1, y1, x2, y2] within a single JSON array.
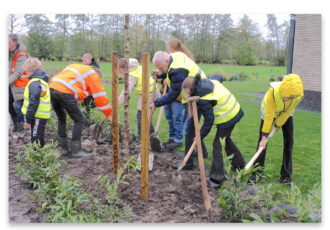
[[200, 80, 240, 125], [262, 82, 302, 118], [129, 66, 155, 94], [166, 52, 206, 104], [21, 78, 51, 119]]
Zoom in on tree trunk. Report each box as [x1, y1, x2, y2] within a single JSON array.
[[123, 14, 130, 165]]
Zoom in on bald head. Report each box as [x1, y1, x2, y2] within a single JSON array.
[[152, 51, 170, 73]]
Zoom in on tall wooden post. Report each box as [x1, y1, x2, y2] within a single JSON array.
[[141, 53, 150, 200], [112, 51, 119, 175], [123, 14, 130, 164]]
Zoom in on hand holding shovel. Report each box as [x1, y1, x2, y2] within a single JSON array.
[[244, 128, 277, 171]]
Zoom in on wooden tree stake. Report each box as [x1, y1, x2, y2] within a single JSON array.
[[141, 53, 150, 200], [112, 51, 119, 175], [123, 14, 130, 164]]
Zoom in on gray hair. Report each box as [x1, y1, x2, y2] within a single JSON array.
[[82, 53, 92, 60], [9, 34, 19, 43], [152, 51, 169, 65]]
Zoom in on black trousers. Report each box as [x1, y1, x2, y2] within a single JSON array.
[[30, 118, 47, 147], [210, 124, 246, 181], [185, 113, 209, 165], [9, 87, 17, 122], [254, 116, 294, 178], [136, 110, 155, 137], [50, 89, 85, 141]]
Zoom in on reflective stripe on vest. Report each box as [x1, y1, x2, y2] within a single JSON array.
[[92, 91, 106, 98], [129, 66, 155, 93], [200, 80, 240, 125], [52, 68, 96, 99], [262, 81, 302, 118], [21, 78, 51, 119], [99, 104, 111, 111], [165, 52, 206, 104], [11, 50, 29, 87]]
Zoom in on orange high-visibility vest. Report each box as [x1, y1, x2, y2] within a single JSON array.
[[50, 64, 112, 117], [11, 50, 29, 87]]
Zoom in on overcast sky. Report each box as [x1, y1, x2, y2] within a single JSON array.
[[14, 13, 290, 39]]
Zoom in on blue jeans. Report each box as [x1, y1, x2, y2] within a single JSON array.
[[164, 101, 184, 143], [14, 99, 24, 122]]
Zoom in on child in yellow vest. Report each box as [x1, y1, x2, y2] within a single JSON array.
[[249, 74, 304, 184], [21, 58, 50, 147]]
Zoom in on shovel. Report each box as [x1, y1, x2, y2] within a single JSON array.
[[244, 128, 276, 171], [176, 140, 197, 172], [187, 96, 212, 213], [150, 84, 167, 152]]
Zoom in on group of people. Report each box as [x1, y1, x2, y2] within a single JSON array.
[[9, 34, 304, 189]]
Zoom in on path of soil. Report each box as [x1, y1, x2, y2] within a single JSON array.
[[8, 124, 225, 223]]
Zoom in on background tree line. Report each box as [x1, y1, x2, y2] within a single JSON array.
[[9, 14, 289, 66]]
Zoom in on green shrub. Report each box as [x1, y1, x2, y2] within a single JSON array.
[[277, 183, 321, 223], [15, 142, 137, 223], [14, 142, 66, 188], [218, 156, 286, 223], [235, 44, 258, 66]]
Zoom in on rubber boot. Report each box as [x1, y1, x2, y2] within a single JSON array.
[[59, 137, 71, 157], [11, 117, 18, 133], [70, 140, 92, 158], [13, 122, 25, 139]]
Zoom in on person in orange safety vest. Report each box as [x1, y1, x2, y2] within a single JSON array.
[[49, 64, 112, 158], [9, 34, 29, 139]]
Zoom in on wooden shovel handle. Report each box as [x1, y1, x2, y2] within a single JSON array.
[[191, 101, 211, 213], [244, 128, 277, 171], [177, 140, 197, 172], [154, 84, 167, 134]]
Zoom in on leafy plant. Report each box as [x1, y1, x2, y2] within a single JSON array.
[[15, 143, 137, 223], [278, 183, 321, 222], [14, 142, 66, 188], [218, 155, 286, 222]]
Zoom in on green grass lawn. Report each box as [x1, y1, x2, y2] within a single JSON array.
[[44, 61, 321, 196]]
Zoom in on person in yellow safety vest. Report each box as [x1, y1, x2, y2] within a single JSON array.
[[248, 74, 304, 184], [150, 51, 207, 151], [117, 58, 160, 137], [173, 76, 246, 190], [9, 34, 29, 139], [49, 64, 112, 158], [21, 58, 50, 148]]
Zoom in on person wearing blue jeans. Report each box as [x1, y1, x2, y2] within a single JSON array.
[[163, 101, 184, 149]]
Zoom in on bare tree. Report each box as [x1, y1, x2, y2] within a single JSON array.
[[8, 14, 24, 34]]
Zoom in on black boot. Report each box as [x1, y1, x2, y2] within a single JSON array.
[[207, 176, 227, 189], [70, 140, 92, 158], [59, 137, 71, 157], [11, 117, 18, 132]]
